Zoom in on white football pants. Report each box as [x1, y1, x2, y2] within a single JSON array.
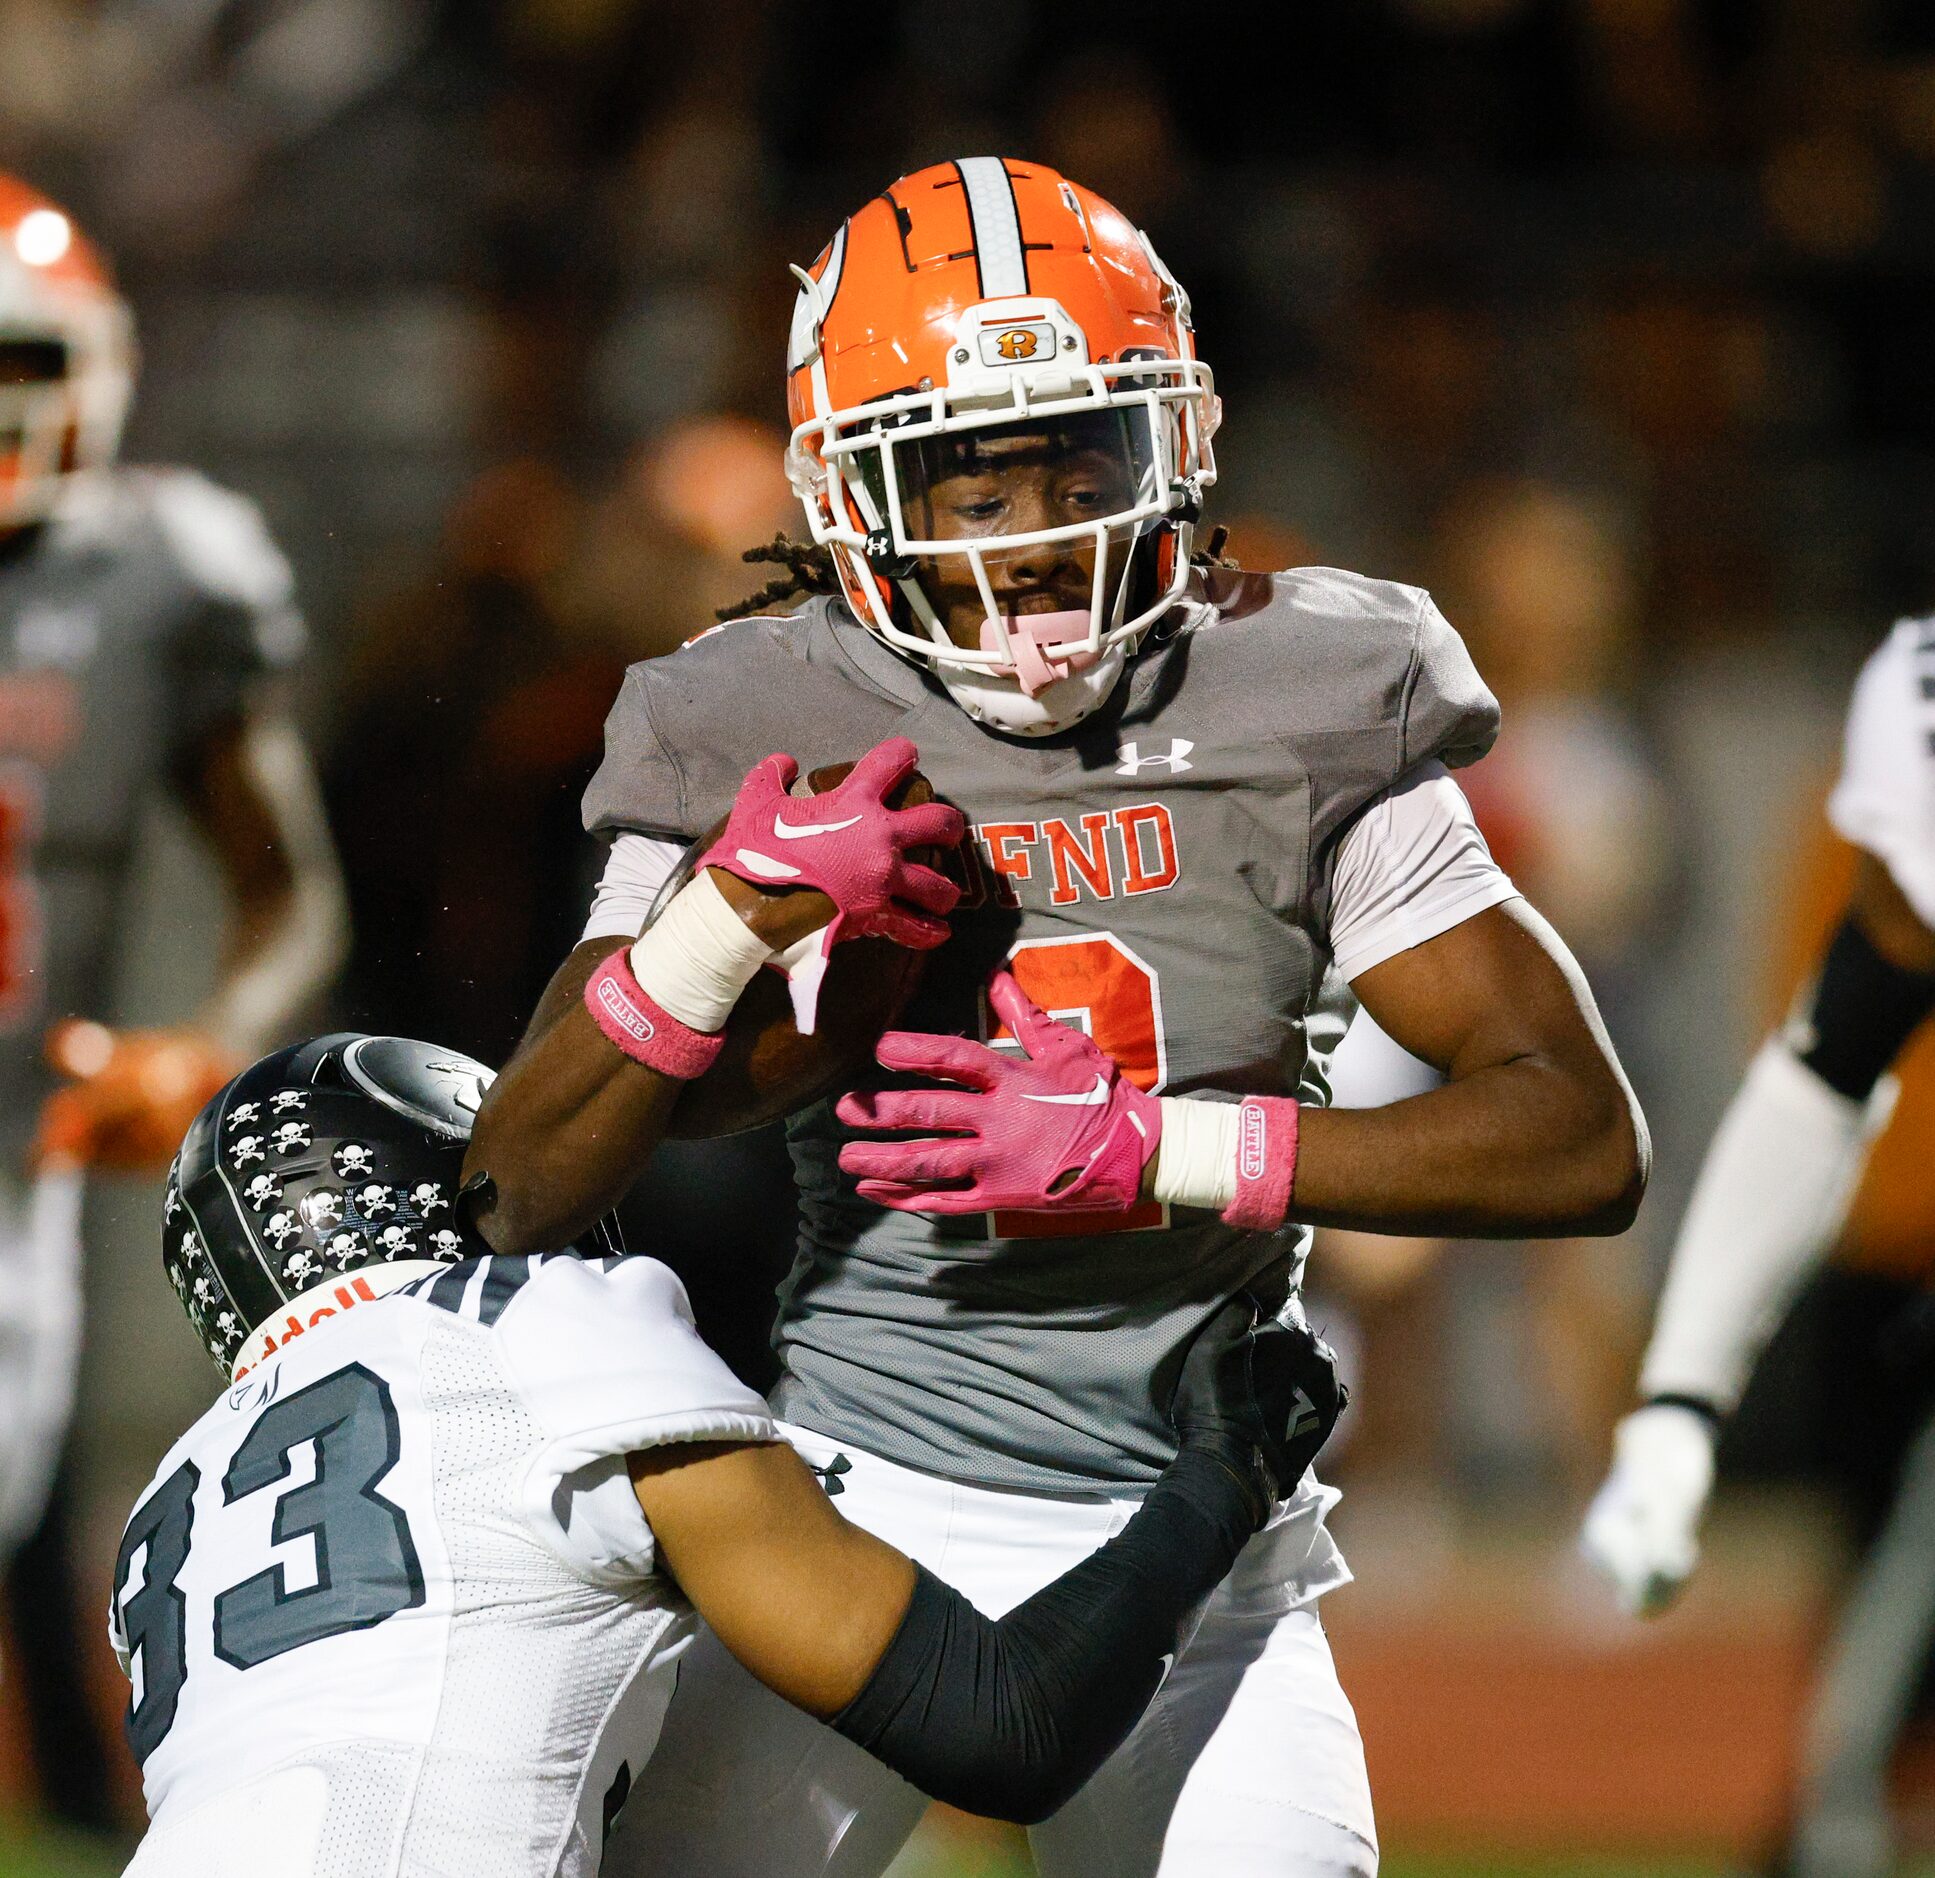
[[607, 1421, 1377, 1878]]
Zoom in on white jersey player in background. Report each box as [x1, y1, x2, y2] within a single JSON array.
[[114, 1015, 1340, 1876], [0, 170, 344, 1830], [1585, 616, 1935, 1878]]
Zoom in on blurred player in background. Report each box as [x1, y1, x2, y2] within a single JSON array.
[[468, 158, 1648, 1876], [1585, 615, 1935, 1878], [0, 173, 344, 1827]]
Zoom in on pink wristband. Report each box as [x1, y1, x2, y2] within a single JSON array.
[[584, 948, 726, 1081], [1220, 1096, 1300, 1232]]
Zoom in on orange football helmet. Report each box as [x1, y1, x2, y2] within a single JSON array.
[[0, 175, 134, 528], [785, 157, 1219, 735]]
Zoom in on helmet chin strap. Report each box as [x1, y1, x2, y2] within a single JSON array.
[[939, 641, 1128, 738]]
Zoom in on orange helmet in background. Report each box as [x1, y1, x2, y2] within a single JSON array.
[[785, 157, 1219, 735], [0, 175, 134, 528]]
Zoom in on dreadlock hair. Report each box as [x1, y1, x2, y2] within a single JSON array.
[[714, 524, 1241, 624], [715, 535, 843, 621]]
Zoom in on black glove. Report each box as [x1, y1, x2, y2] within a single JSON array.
[[1171, 1294, 1347, 1529]]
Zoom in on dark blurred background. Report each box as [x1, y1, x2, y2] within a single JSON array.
[[9, 2, 1935, 1872]]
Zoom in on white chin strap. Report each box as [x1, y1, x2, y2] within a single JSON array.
[[937, 642, 1129, 737]]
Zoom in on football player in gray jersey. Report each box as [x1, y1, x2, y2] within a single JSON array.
[[466, 158, 1649, 1878], [0, 173, 345, 1807]]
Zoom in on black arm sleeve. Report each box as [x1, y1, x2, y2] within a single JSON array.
[[830, 1446, 1256, 1824], [1796, 916, 1935, 1100]]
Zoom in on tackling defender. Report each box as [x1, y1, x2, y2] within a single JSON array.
[[114, 1016, 1337, 1867], [1585, 615, 1935, 1878], [468, 158, 1648, 1877]]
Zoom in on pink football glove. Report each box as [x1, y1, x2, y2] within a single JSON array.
[[836, 970, 1162, 1215], [699, 737, 965, 1033]]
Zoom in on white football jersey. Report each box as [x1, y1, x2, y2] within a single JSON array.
[[110, 1254, 774, 1878], [1828, 615, 1935, 929]]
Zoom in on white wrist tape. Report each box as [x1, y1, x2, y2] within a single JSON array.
[[627, 871, 774, 1034], [1640, 1039, 1897, 1412], [1152, 1097, 1242, 1211]]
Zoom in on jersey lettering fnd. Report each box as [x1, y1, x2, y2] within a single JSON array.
[[582, 567, 1501, 1494], [110, 1254, 774, 1878], [0, 468, 303, 1173], [1828, 614, 1935, 929]]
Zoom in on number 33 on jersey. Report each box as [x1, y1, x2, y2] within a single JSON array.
[[109, 1254, 773, 1874]]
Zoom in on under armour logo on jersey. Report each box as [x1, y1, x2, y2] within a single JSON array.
[[811, 1453, 852, 1497], [1115, 738, 1194, 777]]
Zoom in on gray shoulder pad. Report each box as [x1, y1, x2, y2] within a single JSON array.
[[1211, 566, 1494, 756], [582, 604, 910, 841], [144, 470, 296, 609], [1189, 566, 1499, 860]]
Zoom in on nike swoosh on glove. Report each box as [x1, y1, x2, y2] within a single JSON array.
[[1579, 1402, 1718, 1617], [835, 969, 1161, 1215], [697, 737, 965, 1031]]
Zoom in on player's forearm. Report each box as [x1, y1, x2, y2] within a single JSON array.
[[463, 940, 684, 1254], [201, 865, 349, 1057], [1638, 900, 1929, 1411], [194, 716, 349, 1055], [467, 873, 821, 1253], [1283, 900, 1648, 1237], [1289, 1052, 1648, 1237], [831, 1446, 1258, 1823]]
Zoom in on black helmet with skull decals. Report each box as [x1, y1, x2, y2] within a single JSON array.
[[164, 1033, 620, 1374]]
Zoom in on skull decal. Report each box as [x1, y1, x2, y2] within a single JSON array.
[[300, 1188, 345, 1231], [269, 1089, 308, 1114], [192, 1275, 216, 1307], [333, 1142, 374, 1180], [167, 1262, 190, 1298], [356, 1183, 397, 1220], [375, 1223, 418, 1258], [326, 1229, 367, 1270], [282, 1247, 320, 1287], [230, 1135, 266, 1169], [215, 1311, 239, 1341], [225, 1102, 261, 1131], [409, 1182, 448, 1217], [242, 1174, 283, 1212], [271, 1121, 311, 1155], [164, 1184, 183, 1223], [427, 1228, 466, 1262], [263, 1210, 302, 1251], [177, 1228, 205, 1267]]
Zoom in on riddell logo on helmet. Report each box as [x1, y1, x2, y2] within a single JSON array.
[[232, 1274, 382, 1380], [978, 322, 1055, 368]]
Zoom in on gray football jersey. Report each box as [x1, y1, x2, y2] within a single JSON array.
[[0, 470, 303, 1173], [585, 570, 1498, 1491]]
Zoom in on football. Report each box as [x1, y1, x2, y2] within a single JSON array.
[[662, 762, 939, 1139]]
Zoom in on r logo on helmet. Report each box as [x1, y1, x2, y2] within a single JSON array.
[[977, 321, 1055, 368]]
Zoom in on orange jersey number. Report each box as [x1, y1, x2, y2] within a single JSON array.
[[985, 931, 1169, 1239]]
